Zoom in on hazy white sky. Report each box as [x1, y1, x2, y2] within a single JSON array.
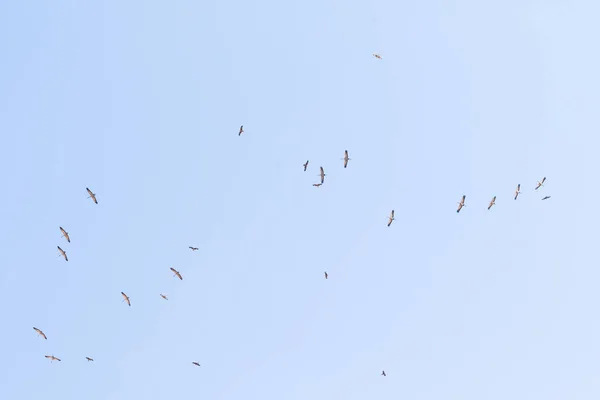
[[1, 1, 599, 399]]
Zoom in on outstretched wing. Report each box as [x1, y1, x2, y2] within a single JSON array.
[[34, 327, 47, 340], [121, 292, 131, 306]]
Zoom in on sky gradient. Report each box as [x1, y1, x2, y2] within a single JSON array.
[[1, 1, 599, 399]]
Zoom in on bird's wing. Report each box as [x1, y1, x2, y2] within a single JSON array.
[[86, 188, 92, 195]]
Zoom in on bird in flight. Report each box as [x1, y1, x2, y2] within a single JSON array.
[[160, 294, 168, 300], [514, 184, 521, 200], [457, 195, 466, 213], [170, 267, 183, 280], [192, 362, 201, 367], [121, 292, 131, 306], [373, 53, 382, 59], [324, 271, 328, 279], [33, 327, 47, 340], [342, 150, 350, 168], [86, 187, 98, 204], [45, 355, 61, 362], [86, 357, 94, 362], [542, 196, 551, 200], [387, 210, 395, 227], [59, 227, 70, 243], [319, 167, 326, 184], [535, 177, 546, 190], [189, 246, 199, 251], [313, 183, 322, 188], [239, 125, 244, 136], [303, 160, 309, 171], [381, 370, 387, 376], [57, 246, 68, 262], [487, 196, 496, 210]]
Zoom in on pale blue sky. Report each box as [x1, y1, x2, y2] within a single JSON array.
[[1, 1, 599, 399]]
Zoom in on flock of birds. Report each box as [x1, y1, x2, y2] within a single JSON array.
[[33, 53, 552, 379]]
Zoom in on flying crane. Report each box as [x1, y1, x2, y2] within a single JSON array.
[[542, 196, 551, 200], [487, 196, 496, 210], [86, 357, 94, 362], [514, 184, 521, 200], [189, 246, 199, 251], [373, 53, 382, 59], [45, 355, 61, 362], [457, 195, 466, 213], [319, 166, 326, 184], [313, 183, 322, 188], [57, 246, 68, 262], [170, 267, 183, 280], [86, 187, 98, 204], [239, 125, 244, 136], [387, 210, 395, 227], [324, 271, 328, 279], [192, 362, 201, 367], [303, 160, 309, 171], [160, 294, 168, 300], [342, 150, 350, 168], [59, 227, 70, 243], [33, 327, 47, 340], [535, 177, 546, 190], [121, 292, 131, 306]]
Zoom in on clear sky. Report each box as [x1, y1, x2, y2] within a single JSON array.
[[1, 0, 599, 399]]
